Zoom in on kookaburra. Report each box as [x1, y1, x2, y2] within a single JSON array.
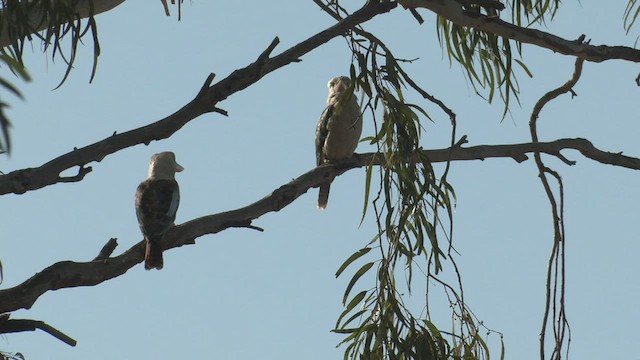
[[135, 152, 183, 270], [315, 76, 363, 209]]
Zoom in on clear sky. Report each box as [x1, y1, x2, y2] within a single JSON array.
[[2, 1, 639, 359]]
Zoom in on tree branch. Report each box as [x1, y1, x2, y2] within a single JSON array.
[[0, 137, 637, 314], [0, 1, 397, 196], [397, 0, 640, 62], [94, 238, 118, 261], [531, 57, 584, 360], [0, 315, 76, 347]]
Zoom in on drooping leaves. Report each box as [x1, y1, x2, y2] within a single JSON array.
[[314, 3, 500, 358], [0, 0, 101, 152]]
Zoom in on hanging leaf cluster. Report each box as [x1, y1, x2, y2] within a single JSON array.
[[314, 3, 498, 357], [0, 0, 100, 152]]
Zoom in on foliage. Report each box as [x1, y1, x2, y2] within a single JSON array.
[[508, 0, 561, 25], [436, 17, 529, 117], [0, 0, 100, 152], [0, 47, 28, 152], [624, 0, 640, 35], [315, 1, 501, 358], [433, 0, 565, 117], [0, 351, 24, 360]]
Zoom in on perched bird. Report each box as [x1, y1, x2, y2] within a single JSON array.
[[135, 152, 183, 270], [315, 76, 363, 209]]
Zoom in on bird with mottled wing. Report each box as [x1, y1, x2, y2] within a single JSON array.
[[135, 152, 183, 270], [315, 76, 363, 209]]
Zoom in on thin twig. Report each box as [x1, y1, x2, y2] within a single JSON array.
[[530, 57, 584, 360], [94, 238, 118, 261], [0, 317, 76, 346]]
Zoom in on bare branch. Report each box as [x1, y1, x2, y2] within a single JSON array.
[[0, 316, 76, 347], [531, 59, 585, 124], [397, 0, 640, 62], [0, 1, 397, 196], [94, 238, 118, 261], [530, 57, 585, 360], [420, 137, 640, 169], [0, 137, 637, 314], [57, 165, 93, 183]]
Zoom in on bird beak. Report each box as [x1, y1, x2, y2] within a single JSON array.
[[175, 162, 184, 172]]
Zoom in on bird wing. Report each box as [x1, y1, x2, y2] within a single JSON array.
[[135, 179, 180, 239], [315, 103, 334, 166]]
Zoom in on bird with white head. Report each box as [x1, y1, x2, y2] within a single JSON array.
[[135, 151, 183, 270], [315, 76, 363, 209]]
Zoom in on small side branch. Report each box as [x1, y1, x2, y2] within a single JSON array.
[[94, 238, 118, 261], [531, 60, 585, 123], [0, 316, 76, 346], [58, 165, 93, 183], [530, 57, 584, 360]]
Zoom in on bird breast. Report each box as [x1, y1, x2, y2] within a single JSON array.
[[322, 98, 362, 161]]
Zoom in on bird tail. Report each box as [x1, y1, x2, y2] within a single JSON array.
[[318, 183, 331, 209], [144, 238, 164, 270]]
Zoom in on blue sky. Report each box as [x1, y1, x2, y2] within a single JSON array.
[[1, 1, 639, 359]]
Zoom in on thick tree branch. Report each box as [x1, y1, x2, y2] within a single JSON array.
[[0, 137, 637, 314], [0, 1, 397, 196], [397, 0, 640, 62]]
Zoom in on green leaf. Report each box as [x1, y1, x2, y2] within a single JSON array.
[[336, 247, 372, 278], [515, 58, 533, 78], [339, 309, 369, 329], [335, 290, 368, 328], [625, 0, 640, 32], [0, 77, 24, 100], [385, 52, 399, 88], [473, 331, 491, 358], [343, 262, 375, 305], [360, 163, 374, 226], [0, 53, 30, 81]]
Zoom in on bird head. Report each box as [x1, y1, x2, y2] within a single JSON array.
[[327, 76, 351, 94], [148, 151, 183, 179]]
